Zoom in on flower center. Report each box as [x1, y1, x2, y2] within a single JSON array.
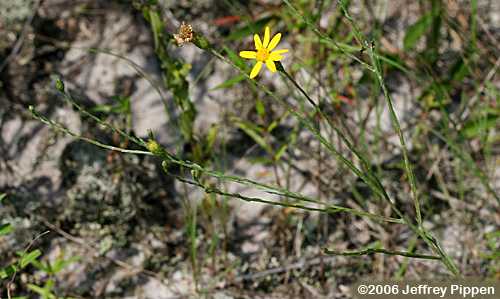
[[256, 48, 270, 62]]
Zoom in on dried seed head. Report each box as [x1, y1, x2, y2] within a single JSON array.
[[173, 22, 193, 46]]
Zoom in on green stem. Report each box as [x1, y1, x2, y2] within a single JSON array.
[[336, 0, 459, 275], [29, 106, 152, 156], [324, 247, 441, 260], [367, 48, 422, 227], [277, 62, 390, 201], [170, 170, 402, 224], [30, 103, 401, 224]]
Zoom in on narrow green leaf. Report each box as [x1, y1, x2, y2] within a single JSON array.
[[485, 230, 500, 239], [274, 143, 288, 161], [227, 16, 275, 41], [27, 284, 45, 294], [235, 120, 272, 154], [223, 46, 247, 70], [403, 13, 432, 50], [205, 125, 218, 152], [179, 112, 195, 141], [267, 111, 289, 133], [210, 74, 246, 90], [27, 284, 53, 298], [31, 260, 50, 273], [267, 119, 279, 133], [117, 96, 131, 114], [450, 58, 469, 82], [52, 256, 80, 274], [90, 104, 113, 113], [20, 249, 42, 268], [378, 53, 410, 74], [0, 193, 6, 202], [148, 10, 163, 50], [0, 223, 13, 236], [255, 99, 266, 117], [461, 114, 499, 139], [91, 96, 131, 114], [0, 264, 17, 279]]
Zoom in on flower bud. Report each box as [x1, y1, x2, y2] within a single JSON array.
[[147, 139, 163, 156], [55, 78, 65, 92]]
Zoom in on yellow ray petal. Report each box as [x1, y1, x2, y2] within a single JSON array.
[[267, 33, 282, 51], [271, 49, 289, 55], [239, 51, 257, 59], [265, 59, 277, 73], [263, 26, 270, 48], [269, 52, 284, 61], [250, 61, 263, 78], [254, 34, 262, 50]]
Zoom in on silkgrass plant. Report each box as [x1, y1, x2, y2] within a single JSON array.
[[29, 0, 499, 285]]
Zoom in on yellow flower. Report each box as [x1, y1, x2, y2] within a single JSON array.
[[239, 26, 289, 79]]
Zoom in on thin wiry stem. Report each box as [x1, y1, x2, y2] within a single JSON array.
[[336, 0, 459, 275], [30, 98, 402, 225], [324, 247, 441, 260], [54, 82, 147, 147], [197, 28, 460, 272], [201, 41, 392, 207], [367, 48, 422, 226], [169, 170, 403, 224], [282, 0, 374, 72], [277, 62, 390, 201], [29, 106, 152, 156]]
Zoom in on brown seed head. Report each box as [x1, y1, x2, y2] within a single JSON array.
[[173, 22, 193, 46]]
